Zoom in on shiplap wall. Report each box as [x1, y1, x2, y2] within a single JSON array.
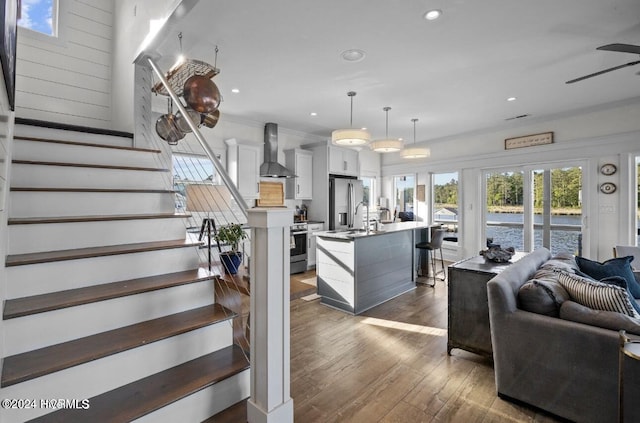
[[15, 0, 114, 129]]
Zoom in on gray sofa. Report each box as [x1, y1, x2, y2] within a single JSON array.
[[487, 247, 640, 423]]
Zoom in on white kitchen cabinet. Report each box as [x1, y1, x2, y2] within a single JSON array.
[[285, 149, 313, 199], [329, 145, 359, 176], [307, 222, 324, 268], [225, 138, 260, 200]]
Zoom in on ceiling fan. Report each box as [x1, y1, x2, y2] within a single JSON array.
[[565, 43, 640, 84]]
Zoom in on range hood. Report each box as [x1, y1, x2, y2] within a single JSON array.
[[260, 122, 296, 178]]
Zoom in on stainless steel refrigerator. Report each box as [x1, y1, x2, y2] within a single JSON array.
[[329, 176, 364, 230]]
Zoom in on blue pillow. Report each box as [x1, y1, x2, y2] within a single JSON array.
[[576, 256, 640, 299]]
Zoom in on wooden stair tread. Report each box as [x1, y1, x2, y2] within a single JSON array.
[[12, 159, 169, 172], [11, 187, 176, 193], [4, 268, 215, 319], [8, 213, 191, 225], [14, 135, 161, 153], [1, 304, 236, 387], [6, 239, 202, 267], [203, 398, 248, 423], [28, 345, 249, 423], [15, 118, 134, 139]]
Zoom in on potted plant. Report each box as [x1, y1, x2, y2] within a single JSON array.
[[215, 223, 248, 274]]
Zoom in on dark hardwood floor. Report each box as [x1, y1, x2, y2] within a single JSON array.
[[214, 270, 562, 422]]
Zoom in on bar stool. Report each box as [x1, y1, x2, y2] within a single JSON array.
[[416, 228, 446, 286]]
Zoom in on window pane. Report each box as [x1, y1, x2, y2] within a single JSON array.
[[394, 175, 415, 220], [433, 172, 459, 243], [19, 0, 56, 36], [173, 153, 220, 211], [532, 167, 583, 255], [485, 171, 524, 250]]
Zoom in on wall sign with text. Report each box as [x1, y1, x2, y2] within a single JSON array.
[[504, 132, 554, 150]]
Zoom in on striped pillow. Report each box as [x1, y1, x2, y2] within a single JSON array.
[[557, 272, 640, 319]]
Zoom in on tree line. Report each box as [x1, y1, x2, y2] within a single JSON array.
[[434, 169, 584, 210]]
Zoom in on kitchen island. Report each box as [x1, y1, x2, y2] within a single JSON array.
[[315, 222, 431, 314]]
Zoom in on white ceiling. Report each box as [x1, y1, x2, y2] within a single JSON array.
[[150, 0, 640, 146]]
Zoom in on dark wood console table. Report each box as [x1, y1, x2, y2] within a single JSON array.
[[447, 253, 525, 358]]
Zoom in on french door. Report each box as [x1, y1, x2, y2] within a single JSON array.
[[484, 164, 584, 255]]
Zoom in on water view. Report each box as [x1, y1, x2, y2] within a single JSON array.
[[486, 213, 582, 255]]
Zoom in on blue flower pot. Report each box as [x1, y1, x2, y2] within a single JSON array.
[[220, 252, 242, 274]]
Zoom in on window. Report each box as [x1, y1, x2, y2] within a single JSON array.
[[433, 172, 459, 243], [361, 176, 375, 209], [172, 153, 221, 211], [394, 175, 415, 220], [485, 171, 525, 250], [18, 0, 58, 37], [484, 165, 583, 255]]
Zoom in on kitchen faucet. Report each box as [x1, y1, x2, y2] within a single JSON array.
[[355, 201, 370, 234]]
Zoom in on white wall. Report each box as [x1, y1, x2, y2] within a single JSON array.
[[380, 100, 640, 261], [15, 0, 115, 128], [112, 0, 182, 133]]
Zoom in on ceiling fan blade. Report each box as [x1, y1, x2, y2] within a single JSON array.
[[566, 60, 640, 84], [597, 43, 640, 55]]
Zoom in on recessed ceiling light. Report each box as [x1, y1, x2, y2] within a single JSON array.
[[341, 49, 366, 62], [424, 9, 442, 21], [310, 112, 317, 116], [231, 88, 240, 93], [507, 96, 517, 102]]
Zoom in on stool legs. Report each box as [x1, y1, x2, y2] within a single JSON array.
[[429, 247, 446, 284]]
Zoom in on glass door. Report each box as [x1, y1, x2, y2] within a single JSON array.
[[484, 164, 583, 255], [532, 166, 583, 255]]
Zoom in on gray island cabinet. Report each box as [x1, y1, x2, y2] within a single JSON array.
[[315, 222, 430, 314]]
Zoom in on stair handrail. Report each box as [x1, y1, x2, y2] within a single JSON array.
[[146, 57, 249, 219]]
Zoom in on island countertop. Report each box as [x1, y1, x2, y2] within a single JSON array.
[[315, 221, 431, 240]]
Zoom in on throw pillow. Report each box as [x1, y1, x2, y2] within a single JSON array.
[[540, 253, 579, 273], [557, 271, 640, 318], [560, 300, 640, 336], [518, 279, 570, 317], [575, 256, 640, 299]]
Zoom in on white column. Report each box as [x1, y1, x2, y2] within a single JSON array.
[[247, 208, 294, 423]]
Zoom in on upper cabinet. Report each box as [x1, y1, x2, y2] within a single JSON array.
[[225, 138, 260, 200], [285, 149, 313, 200], [328, 146, 359, 176]]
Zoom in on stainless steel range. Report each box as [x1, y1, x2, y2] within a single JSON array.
[[290, 222, 308, 274]]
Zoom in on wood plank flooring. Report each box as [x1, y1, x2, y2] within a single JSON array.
[[214, 273, 562, 422], [289, 282, 561, 423]]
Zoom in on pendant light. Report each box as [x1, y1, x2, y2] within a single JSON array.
[[331, 91, 371, 146], [400, 118, 431, 159], [370, 107, 403, 153]]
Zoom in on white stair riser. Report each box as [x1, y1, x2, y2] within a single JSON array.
[[0, 323, 235, 423], [135, 370, 250, 423], [14, 125, 134, 148], [12, 164, 171, 190], [8, 219, 188, 254], [13, 140, 165, 168], [5, 280, 216, 355], [6, 248, 201, 298], [10, 191, 176, 217]]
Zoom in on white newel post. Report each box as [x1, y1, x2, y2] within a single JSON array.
[[247, 208, 294, 423]]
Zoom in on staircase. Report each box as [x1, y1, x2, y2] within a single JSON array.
[[0, 126, 250, 422]]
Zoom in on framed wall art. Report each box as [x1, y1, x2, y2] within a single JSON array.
[[505, 132, 553, 150]]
